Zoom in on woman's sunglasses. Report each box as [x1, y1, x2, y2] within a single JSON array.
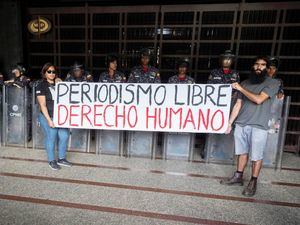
[[46, 70, 56, 74]]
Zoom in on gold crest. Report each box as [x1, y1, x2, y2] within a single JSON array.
[[28, 17, 51, 35]]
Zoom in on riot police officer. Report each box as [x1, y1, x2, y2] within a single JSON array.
[[99, 54, 126, 83], [208, 50, 239, 84], [168, 59, 195, 84], [204, 50, 240, 161], [208, 50, 240, 105], [4, 64, 32, 141], [128, 48, 160, 83], [166, 59, 195, 160], [268, 56, 284, 98], [4, 64, 30, 88], [126, 48, 160, 158], [65, 62, 93, 82], [267, 57, 279, 78], [64, 62, 93, 153]]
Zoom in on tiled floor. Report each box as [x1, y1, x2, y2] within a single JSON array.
[[0, 147, 299, 225]]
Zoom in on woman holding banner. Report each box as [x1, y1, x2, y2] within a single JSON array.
[[36, 62, 72, 170]]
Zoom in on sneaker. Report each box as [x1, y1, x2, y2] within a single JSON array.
[[57, 158, 73, 167], [220, 171, 244, 186], [49, 160, 61, 170]]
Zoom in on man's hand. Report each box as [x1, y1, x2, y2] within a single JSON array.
[[232, 82, 242, 91], [225, 124, 232, 134], [277, 93, 284, 100]]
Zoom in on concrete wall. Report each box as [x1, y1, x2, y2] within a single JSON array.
[[0, 0, 23, 77]]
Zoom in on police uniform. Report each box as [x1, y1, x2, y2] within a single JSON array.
[[128, 66, 161, 83], [276, 78, 284, 95], [208, 68, 239, 84], [168, 75, 195, 84], [65, 73, 92, 82], [208, 68, 240, 106], [99, 71, 126, 83]]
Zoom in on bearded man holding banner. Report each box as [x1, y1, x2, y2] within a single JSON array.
[[221, 56, 280, 197]]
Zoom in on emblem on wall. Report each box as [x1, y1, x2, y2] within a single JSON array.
[[27, 17, 51, 35]]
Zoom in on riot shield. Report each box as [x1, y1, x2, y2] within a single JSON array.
[[163, 132, 194, 160]]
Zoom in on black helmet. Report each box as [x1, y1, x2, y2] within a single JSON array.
[[268, 56, 279, 68], [177, 58, 190, 69], [11, 64, 26, 75], [140, 48, 151, 58], [70, 62, 83, 71], [220, 50, 235, 59]]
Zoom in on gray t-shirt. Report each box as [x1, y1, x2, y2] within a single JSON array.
[[235, 77, 280, 130]]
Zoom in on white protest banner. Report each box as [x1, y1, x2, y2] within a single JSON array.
[[53, 82, 232, 133]]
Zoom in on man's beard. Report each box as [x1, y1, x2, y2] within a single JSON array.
[[249, 68, 267, 84]]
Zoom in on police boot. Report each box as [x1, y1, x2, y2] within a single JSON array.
[[220, 171, 244, 186]]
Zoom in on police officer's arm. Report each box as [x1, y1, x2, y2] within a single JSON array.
[[4, 79, 14, 85], [236, 72, 240, 83], [225, 98, 242, 134], [14, 76, 30, 88], [232, 82, 270, 105], [64, 73, 72, 82], [121, 73, 127, 83], [207, 72, 214, 84], [154, 74, 161, 83], [37, 96, 55, 128], [277, 79, 284, 99], [127, 71, 135, 83]]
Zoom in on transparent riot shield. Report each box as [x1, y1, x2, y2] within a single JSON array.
[[163, 132, 194, 160], [68, 129, 90, 152], [32, 86, 45, 149], [126, 131, 157, 158], [204, 133, 235, 164], [204, 95, 237, 164], [263, 96, 290, 168], [204, 96, 291, 169], [96, 130, 124, 156], [277, 96, 291, 170], [2, 85, 29, 147]]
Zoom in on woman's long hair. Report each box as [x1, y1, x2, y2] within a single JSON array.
[[40, 62, 58, 79]]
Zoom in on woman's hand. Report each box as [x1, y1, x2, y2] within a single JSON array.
[[48, 119, 55, 128], [55, 78, 62, 83]]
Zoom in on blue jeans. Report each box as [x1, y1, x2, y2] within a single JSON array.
[[38, 113, 69, 162]]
